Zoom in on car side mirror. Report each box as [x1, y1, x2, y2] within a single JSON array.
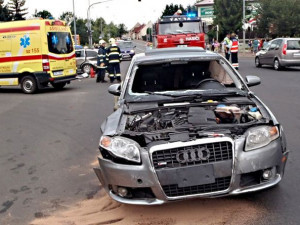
[[245, 75, 261, 87], [108, 84, 121, 96]]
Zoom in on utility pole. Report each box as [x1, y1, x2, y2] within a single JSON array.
[[216, 25, 219, 42], [73, 0, 77, 45], [243, 0, 246, 55]]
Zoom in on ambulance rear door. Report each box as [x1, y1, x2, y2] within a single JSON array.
[[0, 27, 14, 85]]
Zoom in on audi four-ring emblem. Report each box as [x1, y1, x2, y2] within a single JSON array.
[[176, 147, 210, 163]]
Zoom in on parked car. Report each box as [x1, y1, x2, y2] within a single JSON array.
[[75, 49, 98, 74], [255, 38, 300, 70], [117, 41, 136, 60], [94, 47, 289, 205]]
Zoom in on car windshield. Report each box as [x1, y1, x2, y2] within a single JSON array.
[[126, 60, 243, 102], [159, 22, 201, 35], [47, 32, 74, 54]]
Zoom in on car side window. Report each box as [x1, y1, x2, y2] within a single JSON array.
[[75, 50, 84, 58], [86, 50, 98, 58], [276, 39, 283, 49], [269, 41, 278, 51]]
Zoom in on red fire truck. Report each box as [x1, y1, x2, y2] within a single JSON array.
[[152, 16, 207, 49]]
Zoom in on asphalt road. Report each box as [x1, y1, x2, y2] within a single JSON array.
[[0, 42, 300, 225]]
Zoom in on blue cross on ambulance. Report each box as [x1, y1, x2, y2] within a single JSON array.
[[0, 19, 77, 94]]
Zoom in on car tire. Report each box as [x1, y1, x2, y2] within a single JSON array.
[[51, 82, 67, 90], [255, 57, 262, 67], [273, 59, 282, 71], [82, 64, 92, 74], [21, 75, 38, 94]]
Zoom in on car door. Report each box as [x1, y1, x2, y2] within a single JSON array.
[[86, 50, 98, 66], [75, 49, 85, 69], [264, 40, 278, 65], [274, 39, 283, 60], [258, 44, 269, 64]]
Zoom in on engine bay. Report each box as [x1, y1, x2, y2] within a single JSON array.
[[126, 103, 263, 133]]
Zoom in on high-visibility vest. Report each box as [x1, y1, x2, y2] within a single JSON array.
[[231, 38, 239, 53]]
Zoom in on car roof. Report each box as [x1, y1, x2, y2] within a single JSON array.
[[135, 47, 220, 63]]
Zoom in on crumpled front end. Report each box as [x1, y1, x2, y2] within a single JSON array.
[[94, 133, 288, 205]]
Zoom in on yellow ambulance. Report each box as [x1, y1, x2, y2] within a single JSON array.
[[0, 19, 77, 94]]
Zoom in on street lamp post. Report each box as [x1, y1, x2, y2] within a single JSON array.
[[243, 0, 246, 55], [87, 0, 114, 48], [72, 0, 77, 45]]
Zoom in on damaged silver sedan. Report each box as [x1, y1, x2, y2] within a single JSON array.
[[94, 47, 289, 205]]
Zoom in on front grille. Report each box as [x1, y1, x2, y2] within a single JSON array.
[[152, 141, 232, 169], [162, 177, 231, 197]]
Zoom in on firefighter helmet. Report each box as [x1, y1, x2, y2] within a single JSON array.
[[109, 38, 116, 44], [99, 39, 106, 45]]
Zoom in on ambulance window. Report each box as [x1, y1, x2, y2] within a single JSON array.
[[47, 32, 74, 54]]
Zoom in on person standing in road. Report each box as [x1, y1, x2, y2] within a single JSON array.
[[223, 33, 231, 61], [230, 33, 239, 70], [96, 40, 107, 83], [214, 40, 220, 53], [106, 38, 122, 83], [253, 37, 259, 55]]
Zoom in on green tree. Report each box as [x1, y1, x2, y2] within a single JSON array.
[[161, 4, 185, 17], [92, 17, 106, 42], [8, 0, 27, 20], [59, 11, 73, 24], [34, 9, 53, 19], [0, 0, 12, 21], [258, 0, 300, 37], [185, 4, 197, 14], [75, 18, 89, 45], [213, 0, 243, 39], [117, 23, 127, 38]]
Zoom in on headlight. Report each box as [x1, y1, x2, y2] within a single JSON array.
[[245, 126, 279, 151], [130, 50, 135, 53], [100, 136, 141, 163]]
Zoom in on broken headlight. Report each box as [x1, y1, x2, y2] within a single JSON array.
[[100, 136, 141, 163], [245, 126, 279, 151]]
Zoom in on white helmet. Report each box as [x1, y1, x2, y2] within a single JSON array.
[[109, 38, 116, 44], [177, 9, 182, 14], [99, 39, 106, 45]]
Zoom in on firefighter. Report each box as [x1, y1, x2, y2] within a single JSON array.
[[230, 33, 239, 70], [106, 38, 122, 83], [96, 39, 107, 83], [223, 33, 231, 61]]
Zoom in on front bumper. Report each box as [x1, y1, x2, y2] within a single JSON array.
[[94, 137, 288, 205], [121, 53, 135, 59]]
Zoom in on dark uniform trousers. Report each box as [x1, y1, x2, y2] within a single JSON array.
[[97, 46, 107, 82], [106, 45, 122, 82], [108, 63, 121, 82]]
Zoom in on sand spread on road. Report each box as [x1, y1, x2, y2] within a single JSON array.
[[30, 188, 263, 225]]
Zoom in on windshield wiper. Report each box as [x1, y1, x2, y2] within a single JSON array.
[[144, 91, 202, 98], [201, 90, 248, 97]]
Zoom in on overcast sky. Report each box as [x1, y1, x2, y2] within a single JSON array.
[[4, 0, 197, 29]]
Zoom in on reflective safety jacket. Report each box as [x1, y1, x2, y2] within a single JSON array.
[[106, 45, 122, 64], [230, 38, 239, 53], [97, 46, 107, 68]]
